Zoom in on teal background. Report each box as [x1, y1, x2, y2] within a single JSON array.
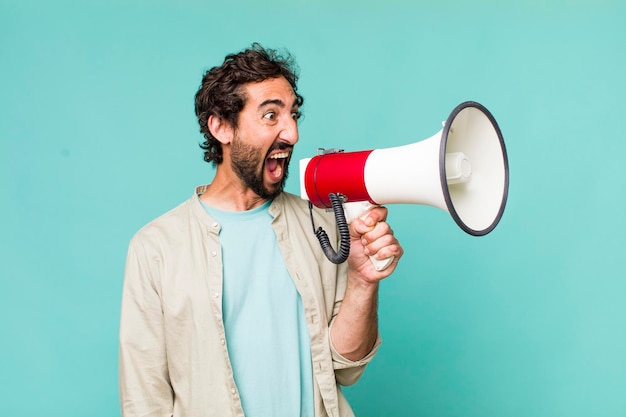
[[1, 0, 625, 416]]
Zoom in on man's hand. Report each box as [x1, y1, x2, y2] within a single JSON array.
[[347, 206, 404, 283]]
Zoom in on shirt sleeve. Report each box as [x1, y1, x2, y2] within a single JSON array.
[[326, 260, 383, 386], [327, 317, 382, 386], [119, 236, 174, 417]]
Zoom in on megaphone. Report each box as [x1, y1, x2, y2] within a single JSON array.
[[299, 101, 509, 269]]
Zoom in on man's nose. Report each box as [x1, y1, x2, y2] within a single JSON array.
[[279, 117, 299, 145]]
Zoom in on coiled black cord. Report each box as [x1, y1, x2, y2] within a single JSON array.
[[309, 193, 351, 264]]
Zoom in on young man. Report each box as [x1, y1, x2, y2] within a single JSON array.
[[119, 44, 403, 417]]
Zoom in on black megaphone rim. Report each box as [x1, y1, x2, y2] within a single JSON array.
[[439, 101, 509, 236]]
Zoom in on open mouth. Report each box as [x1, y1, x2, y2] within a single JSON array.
[[266, 151, 290, 181]]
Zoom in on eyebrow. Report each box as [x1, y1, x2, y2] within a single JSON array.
[[259, 98, 299, 110]]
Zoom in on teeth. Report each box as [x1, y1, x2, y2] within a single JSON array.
[[269, 152, 290, 159]]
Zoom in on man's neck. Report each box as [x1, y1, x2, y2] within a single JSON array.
[[199, 172, 269, 212]]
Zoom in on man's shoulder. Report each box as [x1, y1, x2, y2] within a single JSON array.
[[275, 191, 316, 217], [130, 196, 197, 246], [276, 191, 337, 226], [277, 191, 308, 207]]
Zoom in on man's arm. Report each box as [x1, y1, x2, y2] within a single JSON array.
[[119, 239, 174, 417], [330, 207, 403, 361]]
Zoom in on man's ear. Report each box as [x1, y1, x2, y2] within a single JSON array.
[[208, 115, 234, 145]]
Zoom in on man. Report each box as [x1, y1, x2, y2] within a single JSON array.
[[119, 43, 403, 417]]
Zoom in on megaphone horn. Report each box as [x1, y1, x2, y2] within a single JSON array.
[[300, 101, 509, 266]]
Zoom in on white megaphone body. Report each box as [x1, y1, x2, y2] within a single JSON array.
[[299, 101, 509, 270]]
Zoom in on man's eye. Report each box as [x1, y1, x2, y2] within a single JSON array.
[[263, 111, 276, 120], [292, 111, 302, 121]]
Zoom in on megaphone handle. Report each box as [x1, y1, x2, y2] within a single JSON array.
[[342, 201, 395, 271]]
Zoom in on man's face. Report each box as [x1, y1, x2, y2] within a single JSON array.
[[230, 76, 300, 199]]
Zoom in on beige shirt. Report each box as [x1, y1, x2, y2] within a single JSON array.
[[119, 186, 381, 417]]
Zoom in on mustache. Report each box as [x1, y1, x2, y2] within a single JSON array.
[[267, 141, 294, 155]]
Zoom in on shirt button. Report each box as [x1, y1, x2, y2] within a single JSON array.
[[214, 292, 220, 298], [211, 251, 217, 257], [212, 222, 219, 228], [220, 338, 225, 345], [230, 387, 236, 394]]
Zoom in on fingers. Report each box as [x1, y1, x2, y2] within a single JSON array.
[[361, 227, 394, 256], [351, 212, 402, 259], [361, 223, 402, 261], [347, 206, 403, 275], [363, 206, 388, 226], [350, 206, 389, 236]]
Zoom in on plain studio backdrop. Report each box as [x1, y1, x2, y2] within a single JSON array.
[[1, 0, 625, 416]]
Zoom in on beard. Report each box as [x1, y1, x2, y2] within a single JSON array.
[[230, 136, 291, 200]]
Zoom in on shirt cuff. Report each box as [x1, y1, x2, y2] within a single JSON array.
[[328, 320, 382, 369]]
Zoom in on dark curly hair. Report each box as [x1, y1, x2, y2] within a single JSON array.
[[195, 43, 304, 165]]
